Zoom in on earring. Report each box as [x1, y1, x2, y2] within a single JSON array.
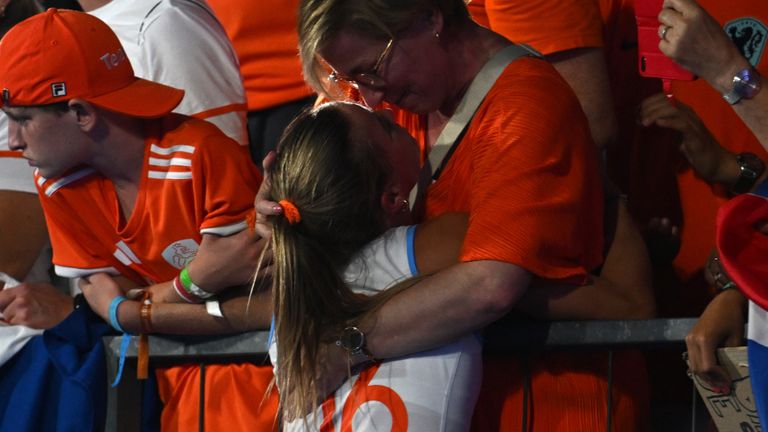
[[433, 30, 440, 40], [401, 199, 409, 212]]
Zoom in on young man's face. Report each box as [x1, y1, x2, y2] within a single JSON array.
[[4, 105, 87, 178]]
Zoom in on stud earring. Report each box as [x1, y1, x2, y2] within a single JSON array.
[[401, 199, 409, 212], [434, 31, 440, 40]]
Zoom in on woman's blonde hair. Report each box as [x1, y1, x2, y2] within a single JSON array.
[[298, 0, 470, 95], [269, 103, 403, 422]]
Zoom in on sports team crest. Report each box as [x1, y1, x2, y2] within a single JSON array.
[[725, 18, 767, 67], [162, 239, 199, 269]]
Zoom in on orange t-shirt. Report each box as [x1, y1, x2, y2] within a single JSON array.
[[37, 115, 278, 431], [468, 0, 604, 54], [206, 0, 313, 112], [668, 2, 768, 286], [403, 58, 604, 280]]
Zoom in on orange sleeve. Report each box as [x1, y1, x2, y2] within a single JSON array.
[[480, 0, 604, 55], [188, 124, 262, 234], [425, 59, 604, 282]]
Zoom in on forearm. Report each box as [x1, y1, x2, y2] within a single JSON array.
[[115, 288, 272, 335], [184, 231, 267, 293], [705, 56, 768, 155], [362, 260, 530, 359], [517, 200, 655, 320], [516, 278, 653, 320]]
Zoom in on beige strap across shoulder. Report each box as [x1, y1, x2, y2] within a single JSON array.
[[408, 43, 540, 213]]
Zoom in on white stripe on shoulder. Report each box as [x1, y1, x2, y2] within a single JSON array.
[[55, 265, 120, 278], [148, 171, 193, 180], [200, 220, 248, 237], [150, 143, 195, 155], [44, 168, 97, 197], [149, 157, 192, 167]]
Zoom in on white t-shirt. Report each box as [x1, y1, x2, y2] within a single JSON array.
[[0, 114, 36, 193], [272, 225, 482, 432], [89, 0, 248, 146]]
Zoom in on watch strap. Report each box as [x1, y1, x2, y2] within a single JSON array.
[[723, 67, 762, 105], [348, 348, 376, 370]]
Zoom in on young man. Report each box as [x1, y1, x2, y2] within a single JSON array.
[[0, 9, 276, 430]]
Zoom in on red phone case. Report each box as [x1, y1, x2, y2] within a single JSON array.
[[635, 0, 695, 81]]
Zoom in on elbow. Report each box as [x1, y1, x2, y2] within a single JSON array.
[[469, 266, 529, 323]]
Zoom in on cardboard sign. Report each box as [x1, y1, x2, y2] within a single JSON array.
[[688, 347, 762, 432]]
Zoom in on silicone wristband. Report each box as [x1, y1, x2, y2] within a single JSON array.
[[109, 296, 128, 333], [173, 276, 199, 303], [180, 267, 215, 300]]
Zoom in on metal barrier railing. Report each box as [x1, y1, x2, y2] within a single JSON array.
[[103, 318, 703, 432]]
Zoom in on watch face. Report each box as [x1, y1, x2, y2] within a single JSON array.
[[340, 327, 364, 352]]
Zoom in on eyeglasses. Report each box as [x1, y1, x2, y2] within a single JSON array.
[[329, 38, 394, 89]]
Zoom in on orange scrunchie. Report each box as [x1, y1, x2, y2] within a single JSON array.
[[279, 199, 302, 224]]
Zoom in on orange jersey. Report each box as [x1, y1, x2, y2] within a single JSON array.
[[36, 115, 277, 431], [206, 0, 313, 111], [404, 58, 604, 281], [37, 115, 260, 284], [467, 0, 604, 55]]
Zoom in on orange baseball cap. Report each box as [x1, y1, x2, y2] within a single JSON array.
[[0, 8, 183, 118]]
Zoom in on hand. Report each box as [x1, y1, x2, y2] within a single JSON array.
[[254, 151, 283, 240], [0, 282, 73, 329], [659, 0, 748, 91], [685, 289, 746, 393], [79, 273, 124, 321], [640, 93, 738, 186], [314, 341, 351, 401]]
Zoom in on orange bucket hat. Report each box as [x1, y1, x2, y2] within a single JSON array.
[[0, 8, 183, 118]]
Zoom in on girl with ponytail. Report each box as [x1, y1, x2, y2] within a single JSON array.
[[266, 102, 481, 431]]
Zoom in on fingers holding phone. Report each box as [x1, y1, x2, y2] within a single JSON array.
[[657, 0, 748, 88], [635, 0, 695, 81]]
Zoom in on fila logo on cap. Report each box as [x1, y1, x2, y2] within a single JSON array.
[[51, 82, 67, 97]]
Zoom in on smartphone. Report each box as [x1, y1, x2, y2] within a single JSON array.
[[635, 0, 696, 81]]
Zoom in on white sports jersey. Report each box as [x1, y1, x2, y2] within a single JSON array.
[[89, 0, 248, 146], [0, 113, 36, 193], [273, 225, 482, 432]]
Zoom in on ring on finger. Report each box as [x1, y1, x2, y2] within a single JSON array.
[[659, 25, 671, 41]]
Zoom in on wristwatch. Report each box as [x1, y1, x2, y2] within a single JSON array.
[[732, 152, 766, 194], [337, 326, 376, 369], [722, 67, 762, 105]]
